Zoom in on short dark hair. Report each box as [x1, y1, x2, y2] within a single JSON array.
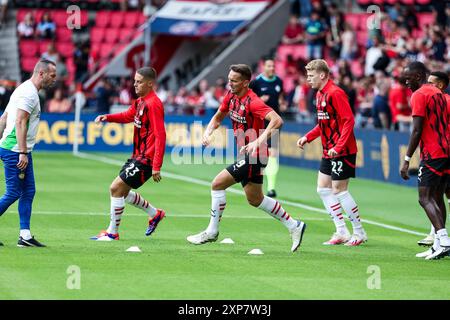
[[430, 71, 449, 89], [229, 64, 252, 81], [406, 61, 429, 80], [136, 67, 157, 80], [33, 59, 56, 74]]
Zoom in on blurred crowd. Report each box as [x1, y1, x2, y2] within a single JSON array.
[[2, 0, 449, 134]]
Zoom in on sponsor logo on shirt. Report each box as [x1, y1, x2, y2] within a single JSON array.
[[134, 116, 142, 128], [230, 110, 247, 124], [317, 111, 330, 120]]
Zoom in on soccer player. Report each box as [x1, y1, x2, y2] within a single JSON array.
[[400, 62, 450, 260], [0, 59, 56, 247], [297, 59, 367, 246], [411, 70, 450, 249], [250, 59, 286, 198], [187, 64, 306, 252], [90, 67, 167, 241]]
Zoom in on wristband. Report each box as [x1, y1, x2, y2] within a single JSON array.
[[404, 155, 411, 162], [19, 152, 28, 155]]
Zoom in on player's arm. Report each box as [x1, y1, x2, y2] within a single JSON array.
[[241, 110, 283, 155], [0, 112, 7, 140], [16, 109, 30, 170], [149, 100, 166, 183], [400, 116, 423, 180], [297, 124, 320, 149], [95, 103, 136, 124], [203, 109, 228, 146], [329, 92, 354, 157]]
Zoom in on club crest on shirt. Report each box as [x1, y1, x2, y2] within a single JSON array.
[[275, 85, 281, 92], [240, 104, 245, 111]]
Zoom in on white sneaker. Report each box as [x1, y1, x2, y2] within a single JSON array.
[[187, 231, 219, 245], [417, 234, 434, 247], [290, 221, 306, 252], [344, 233, 368, 246], [323, 232, 351, 245], [416, 248, 433, 258], [425, 246, 450, 260]]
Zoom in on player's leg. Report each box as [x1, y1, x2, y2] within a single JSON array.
[[331, 155, 367, 246], [317, 158, 351, 245], [187, 169, 236, 245], [265, 131, 280, 198], [244, 181, 306, 252], [17, 153, 45, 247], [0, 149, 22, 216]]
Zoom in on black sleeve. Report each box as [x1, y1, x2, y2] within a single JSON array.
[[249, 80, 259, 95]]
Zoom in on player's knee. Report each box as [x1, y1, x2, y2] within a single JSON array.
[[317, 187, 332, 197], [211, 178, 225, 191], [418, 195, 431, 208], [332, 187, 347, 196]]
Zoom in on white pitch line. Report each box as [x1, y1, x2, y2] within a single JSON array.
[[74, 152, 427, 237], [15, 210, 328, 221]]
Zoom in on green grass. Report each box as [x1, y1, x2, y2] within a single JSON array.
[[0, 152, 448, 300]]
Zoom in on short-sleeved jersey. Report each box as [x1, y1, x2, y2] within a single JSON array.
[[0, 80, 41, 152], [106, 90, 166, 171], [219, 89, 273, 154], [250, 74, 284, 113], [305, 79, 357, 158], [411, 84, 449, 160]]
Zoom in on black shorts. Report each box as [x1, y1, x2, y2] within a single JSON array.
[[319, 154, 356, 180], [119, 158, 153, 189], [418, 158, 450, 187], [226, 155, 267, 187]]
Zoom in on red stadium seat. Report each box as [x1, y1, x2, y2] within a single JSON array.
[[104, 28, 119, 43], [118, 28, 135, 42], [19, 40, 39, 57], [417, 13, 435, 27], [291, 44, 307, 60], [356, 30, 368, 46], [39, 41, 53, 55], [99, 43, 115, 58], [56, 28, 72, 41], [416, 0, 431, 4], [110, 11, 125, 28], [356, 0, 371, 5], [123, 11, 139, 28], [350, 61, 363, 78], [21, 57, 39, 72], [401, 0, 415, 4], [90, 27, 105, 43], [345, 13, 361, 31], [17, 9, 30, 23], [35, 9, 45, 23], [276, 45, 296, 62], [53, 10, 69, 27], [137, 14, 146, 26], [95, 11, 110, 28], [56, 42, 74, 58]]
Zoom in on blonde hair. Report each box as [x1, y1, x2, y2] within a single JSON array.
[[305, 59, 330, 75]]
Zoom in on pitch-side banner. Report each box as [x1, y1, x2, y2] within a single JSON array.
[[151, 0, 270, 36], [35, 113, 418, 187]]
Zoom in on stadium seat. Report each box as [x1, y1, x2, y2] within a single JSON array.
[[39, 41, 53, 55], [291, 44, 307, 60], [118, 28, 135, 43], [358, 13, 371, 31], [21, 57, 39, 72], [345, 13, 361, 31], [104, 28, 119, 43], [34, 9, 45, 23], [123, 11, 139, 28], [16, 9, 30, 23], [417, 13, 435, 27], [110, 11, 125, 28], [276, 45, 296, 63], [56, 42, 74, 58], [99, 43, 115, 58], [19, 40, 39, 58], [356, 30, 368, 47], [56, 28, 72, 41], [400, 0, 415, 4], [137, 14, 146, 26], [53, 10, 69, 27], [95, 11, 110, 28], [350, 61, 363, 78], [356, 0, 371, 5], [416, 0, 431, 4], [90, 27, 105, 43]]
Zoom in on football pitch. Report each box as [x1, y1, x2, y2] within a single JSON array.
[[0, 152, 449, 300]]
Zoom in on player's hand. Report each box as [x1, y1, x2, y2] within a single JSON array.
[[327, 148, 338, 158], [152, 171, 162, 183], [240, 140, 259, 155], [17, 153, 28, 170], [400, 161, 410, 180], [296, 137, 308, 149], [95, 115, 107, 123]]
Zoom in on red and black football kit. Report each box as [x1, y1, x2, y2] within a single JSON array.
[[219, 89, 273, 187], [106, 90, 166, 189], [305, 79, 358, 180], [411, 84, 450, 187]]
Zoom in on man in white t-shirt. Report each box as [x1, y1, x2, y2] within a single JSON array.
[[0, 59, 56, 247]]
